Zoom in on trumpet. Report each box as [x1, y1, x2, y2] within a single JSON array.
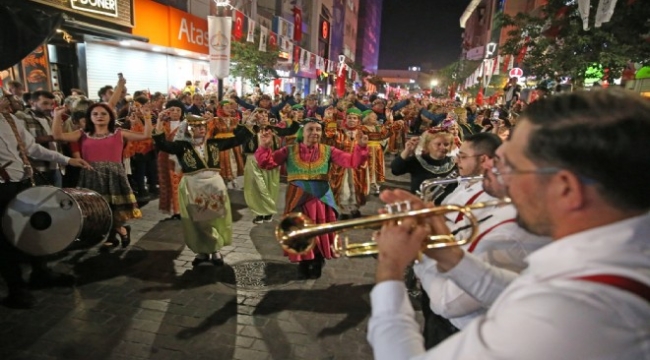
[[276, 198, 511, 257], [419, 174, 483, 202]]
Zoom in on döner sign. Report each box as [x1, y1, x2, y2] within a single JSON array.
[[70, 0, 118, 18]]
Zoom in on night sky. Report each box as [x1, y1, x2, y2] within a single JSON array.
[[378, 0, 470, 70]]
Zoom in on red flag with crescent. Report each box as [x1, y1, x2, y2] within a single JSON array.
[[233, 10, 244, 40], [293, 7, 302, 42], [273, 78, 282, 95], [269, 32, 278, 49]]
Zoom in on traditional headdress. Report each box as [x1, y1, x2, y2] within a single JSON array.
[[346, 107, 362, 116], [185, 114, 208, 126], [296, 117, 323, 143], [292, 104, 305, 111]]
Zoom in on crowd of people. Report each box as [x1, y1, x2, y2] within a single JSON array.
[[1, 74, 648, 359]]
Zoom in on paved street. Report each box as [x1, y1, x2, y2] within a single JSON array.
[[0, 160, 422, 360]]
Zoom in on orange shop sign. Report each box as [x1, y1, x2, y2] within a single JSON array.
[[132, 0, 209, 55]]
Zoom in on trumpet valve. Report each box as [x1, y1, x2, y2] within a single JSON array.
[[384, 201, 412, 214]]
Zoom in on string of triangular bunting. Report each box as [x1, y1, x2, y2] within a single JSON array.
[[227, 6, 362, 82]]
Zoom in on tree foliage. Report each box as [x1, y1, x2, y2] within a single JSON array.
[[499, 0, 650, 84], [230, 34, 280, 86], [437, 59, 481, 88]]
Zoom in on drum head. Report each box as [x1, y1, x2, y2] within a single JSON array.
[[2, 186, 82, 256]]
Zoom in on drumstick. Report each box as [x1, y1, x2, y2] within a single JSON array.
[[1, 161, 13, 169]]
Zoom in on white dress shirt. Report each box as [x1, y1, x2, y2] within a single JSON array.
[[368, 213, 650, 360], [441, 180, 495, 227], [414, 203, 550, 329], [0, 113, 70, 182]]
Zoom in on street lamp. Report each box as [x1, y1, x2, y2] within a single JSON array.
[[430, 79, 439, 88]]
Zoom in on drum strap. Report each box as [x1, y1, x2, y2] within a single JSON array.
[[2, 112, 34, 185]]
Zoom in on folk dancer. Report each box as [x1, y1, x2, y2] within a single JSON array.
[[52, 103, 150, 249], [243, 108, 300, 224], [153, 114, 255, 266], [157, 100, 185, 221], [214, 100, 245, 189], [255, 118, 368, 279], [360, 109, 402, 195], [326, 107, 369, 219]]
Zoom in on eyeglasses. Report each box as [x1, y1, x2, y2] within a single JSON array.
[[491, 163, 597, 186]]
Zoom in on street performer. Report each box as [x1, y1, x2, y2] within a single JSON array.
[[153, 114, 255, 266], [416, 132, 550, 347], [0, 101, 91, 309], [255, 118, 368, 279]]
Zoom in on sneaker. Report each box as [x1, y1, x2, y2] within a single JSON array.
[[192, 254, 211, 267], [210, 252, 224, 266], [263, 215, 273, 223], [253, 216, 264, 224]]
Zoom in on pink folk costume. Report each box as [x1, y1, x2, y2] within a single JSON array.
[[255, 141, 368, 275], [77, 128, 141, 223]]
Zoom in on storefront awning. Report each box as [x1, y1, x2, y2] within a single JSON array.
[[0, 0, 63, 69], [62, 16, 149, 43]]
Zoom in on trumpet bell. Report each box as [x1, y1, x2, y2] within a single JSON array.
[[276, 213, 317, 255]]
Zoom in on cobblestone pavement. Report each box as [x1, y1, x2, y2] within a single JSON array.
[[0, 157, 423, 360]]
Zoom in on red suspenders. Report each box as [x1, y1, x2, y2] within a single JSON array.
[[574, 274, 650, 303], [454, 190, 485, 223], [467, 219, 516, 253]]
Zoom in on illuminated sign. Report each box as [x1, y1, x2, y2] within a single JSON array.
[[70, 0, 118, 17], [320, 19, 330, 41]]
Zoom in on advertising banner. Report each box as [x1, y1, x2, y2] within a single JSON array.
[[208, 16, 232, 79]]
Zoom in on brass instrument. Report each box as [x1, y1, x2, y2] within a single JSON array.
[[419, 175, 484, 202], [276, 198, 511, 257]]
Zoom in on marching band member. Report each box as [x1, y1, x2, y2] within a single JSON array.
[[1, 103, 90, 309], [255, 118, 368, 279], [368, 89, 650, 360], [416, 133, 551, 347], [153, 114, 255, 266]]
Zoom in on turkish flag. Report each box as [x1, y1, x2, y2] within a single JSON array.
[[293, 45, 300, 65], [273, 78, 282, 95], [336, 67, 347, 98], [476, 87, 484, 106], [269, 32, 278, 49], [233, 10, 244, 40], [293, 7, 302, 42]]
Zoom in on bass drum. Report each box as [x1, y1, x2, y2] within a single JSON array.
[[2, 186, 113, 256]]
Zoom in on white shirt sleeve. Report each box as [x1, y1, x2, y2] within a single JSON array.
[[367, 281, 426, 360], [410, 281, 650, 360], [414, 255, 484, 320], [442, 251, 519, 307]]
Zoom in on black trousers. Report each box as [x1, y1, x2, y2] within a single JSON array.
[[0, 181, 48, 292], [421, 290, 460, 349], [131, 150, 158, 195]]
